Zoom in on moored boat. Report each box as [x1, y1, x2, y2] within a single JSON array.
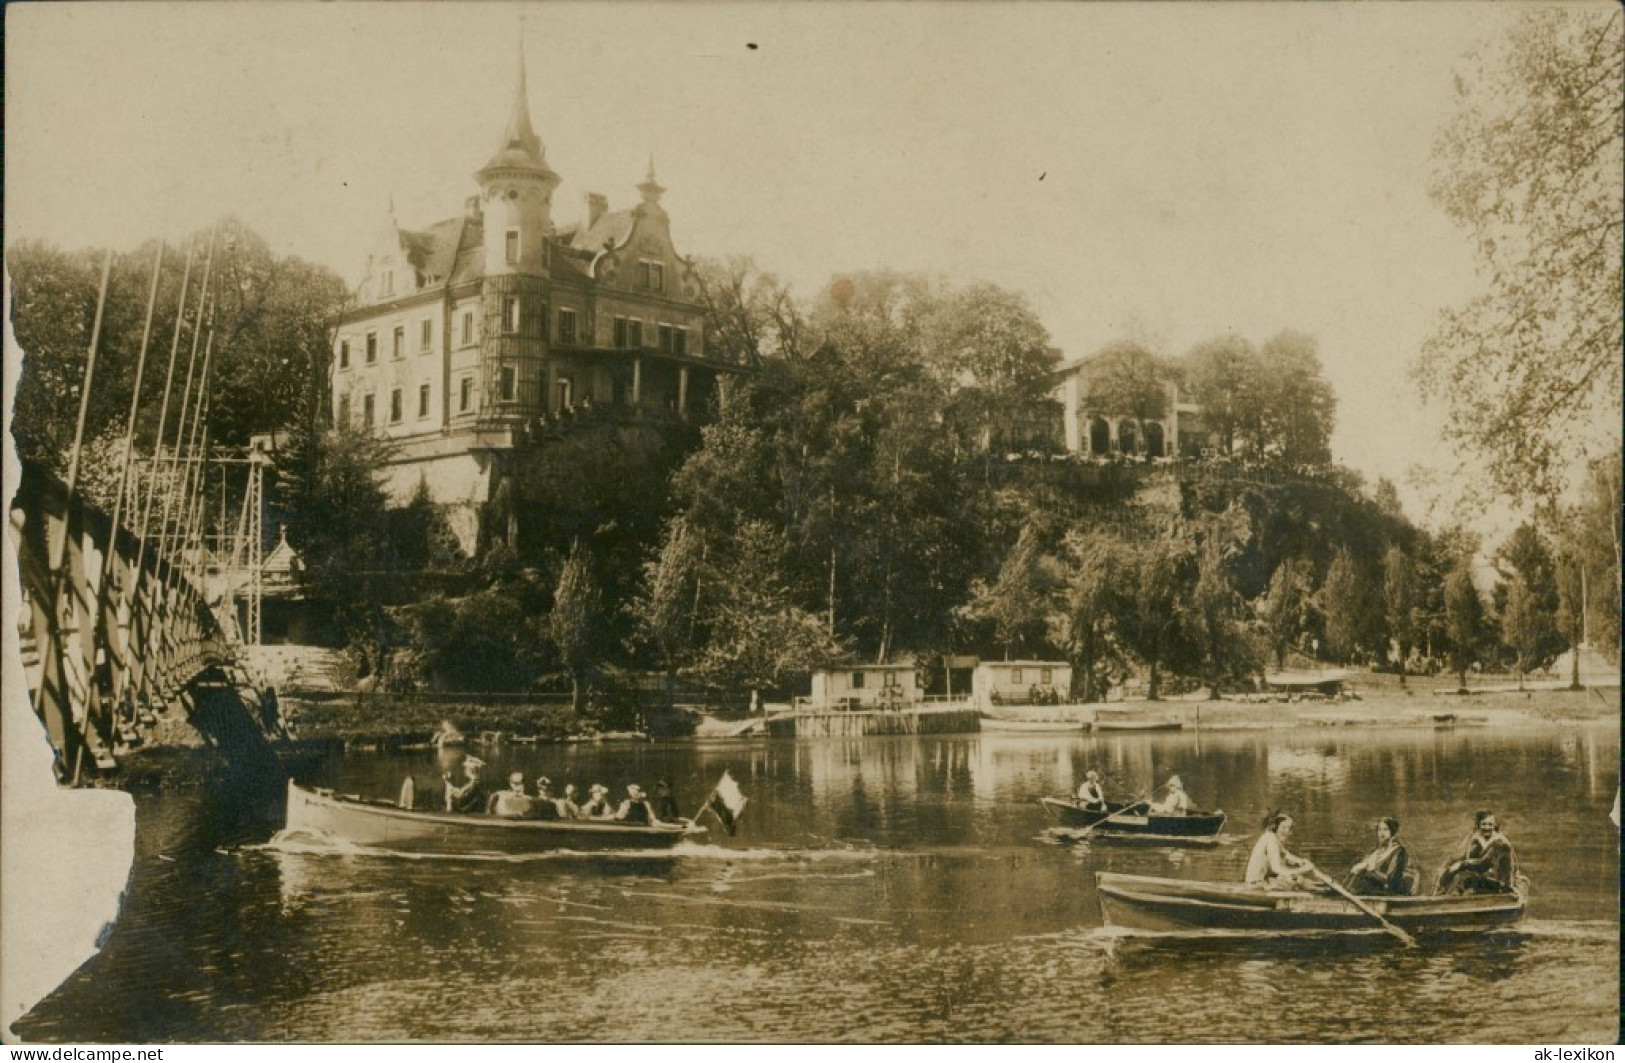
[[980, 716, 1088, 734], [1040, 797, 1226, 839], [1094, 718, 1183, 732], [1095, 871, 1527, 935], [284, 781, 700, 854]]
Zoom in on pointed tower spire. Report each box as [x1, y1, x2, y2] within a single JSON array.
[[637, 155, 666, 208], [478, 36, 556, 181]]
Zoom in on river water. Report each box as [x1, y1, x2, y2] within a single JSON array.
[[13, 719, 1620, 1043]]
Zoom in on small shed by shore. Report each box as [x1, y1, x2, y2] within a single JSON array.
[[807, 661, 922, 711], [973, 660, 1071, 709]]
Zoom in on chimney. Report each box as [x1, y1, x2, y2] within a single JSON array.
[[465, 195, 483, 222], [586, 193, 608, 228]]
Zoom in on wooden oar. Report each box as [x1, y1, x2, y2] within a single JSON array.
[[1308, 865, 1418, 947]]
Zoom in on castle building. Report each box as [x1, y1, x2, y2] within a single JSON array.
[[329, 53, 732, 551], [1052, 354, 1207, 459]]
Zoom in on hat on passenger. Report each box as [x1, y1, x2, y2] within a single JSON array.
[[590, 784, 609, 795], [627, 784, 646, 798], [464, 757, 486, 771]]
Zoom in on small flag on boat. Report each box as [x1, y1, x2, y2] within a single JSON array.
[[707, 770, 749, 835]]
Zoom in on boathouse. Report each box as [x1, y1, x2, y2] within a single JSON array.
[[972, 660, 1072, 709], [807, 662, 922, 711]]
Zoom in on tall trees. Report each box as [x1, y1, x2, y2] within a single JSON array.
[[1500, 578, 1554, 690], [1180, 335, 1262, 457], [1443, 559, 1488, 690], [1051, 532, 1127, 703], [1261, 558, 1313, 670], [1382, 547, 1419, 680], [549, 539, 601, 713], [1257, 330, 1337, 466], [1320, 548, 1379, 664], [1086, 340, 1170, 426], [1418, 8, 1623, 503]]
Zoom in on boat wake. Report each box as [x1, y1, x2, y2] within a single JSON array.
[[253, 829, 881, 864]]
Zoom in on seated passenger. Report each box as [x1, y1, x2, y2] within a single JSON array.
[[1149, 775, 1192, 815], [488, 772, 535, 818], [529, 777, 561, 820], [1345, 816, 1415, 896], [1245, 811, 1315, 890], [443, 757, 486, 814], [579, 784, 613, 819], [653, 779, 681, 821], [614, 784, 660, 825], [1435, 810, 1517, 895], [1075, 770, 1108, 812], [555, 783, 583, 819]]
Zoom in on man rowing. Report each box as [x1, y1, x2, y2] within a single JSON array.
[[1075, 770, 1108, 812]]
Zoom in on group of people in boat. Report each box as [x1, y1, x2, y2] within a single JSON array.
[[1247, 807, 1518, 897], [1074, 770, 1192, 815], [441, 756, 682, 825], [1075, 769, 1519, 899]]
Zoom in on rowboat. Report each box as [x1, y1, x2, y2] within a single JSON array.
[[1040, 797, 1227, 839], [1095, 871, 1527, 935], [1093, 718, 1182, 732], [979, 716, 1088, 734], [284, 781, 699, 854]]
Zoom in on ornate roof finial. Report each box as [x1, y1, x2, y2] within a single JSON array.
[[637, 155, 666, 208]]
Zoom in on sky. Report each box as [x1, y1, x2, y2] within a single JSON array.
[[4, 1, 1567, 531]]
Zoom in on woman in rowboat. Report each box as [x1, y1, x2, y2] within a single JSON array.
[[1435, 810, 1518, 895], [1148, 775, 1192, 815], [1344, 816, 1416, 895], [1245, 811, 1315, 889]]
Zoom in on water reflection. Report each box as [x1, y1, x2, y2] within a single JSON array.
[[12, 720, 1618, 1044]]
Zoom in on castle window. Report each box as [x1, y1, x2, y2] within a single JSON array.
[[499, 365, 517, 402], [339, 339, 350, 370], [362, 393, 376, 427], [420, 318, 433, 353], [659, 325, 688, 357], [504, 296, 521, 334], [852, 671, 866, 689], [366, 331, 378, 364], [418, 383, 431, 419], [459, 376, 473, 412], [337, 395, 351, 426], [389, 388, 403, 424], [613, 317, 643, 349], [461, 310, 475, 346], [393, 325, 406, 359], [558, 307, 578, 345], [505, 230, 520, 265], [638, 259, 664, 293]]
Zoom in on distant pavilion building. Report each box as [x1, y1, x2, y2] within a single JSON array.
[[328, 51, 738, 552], [1052, 354, 1210, 459]]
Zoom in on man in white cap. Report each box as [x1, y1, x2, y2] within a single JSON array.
[[580, 784, 613, 819], [444, 756, 486, 813]]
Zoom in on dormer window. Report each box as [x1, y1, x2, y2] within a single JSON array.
[[505, 230, 520, 265], [638, 259, 664, 293], [380, 269, 394, 297]]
